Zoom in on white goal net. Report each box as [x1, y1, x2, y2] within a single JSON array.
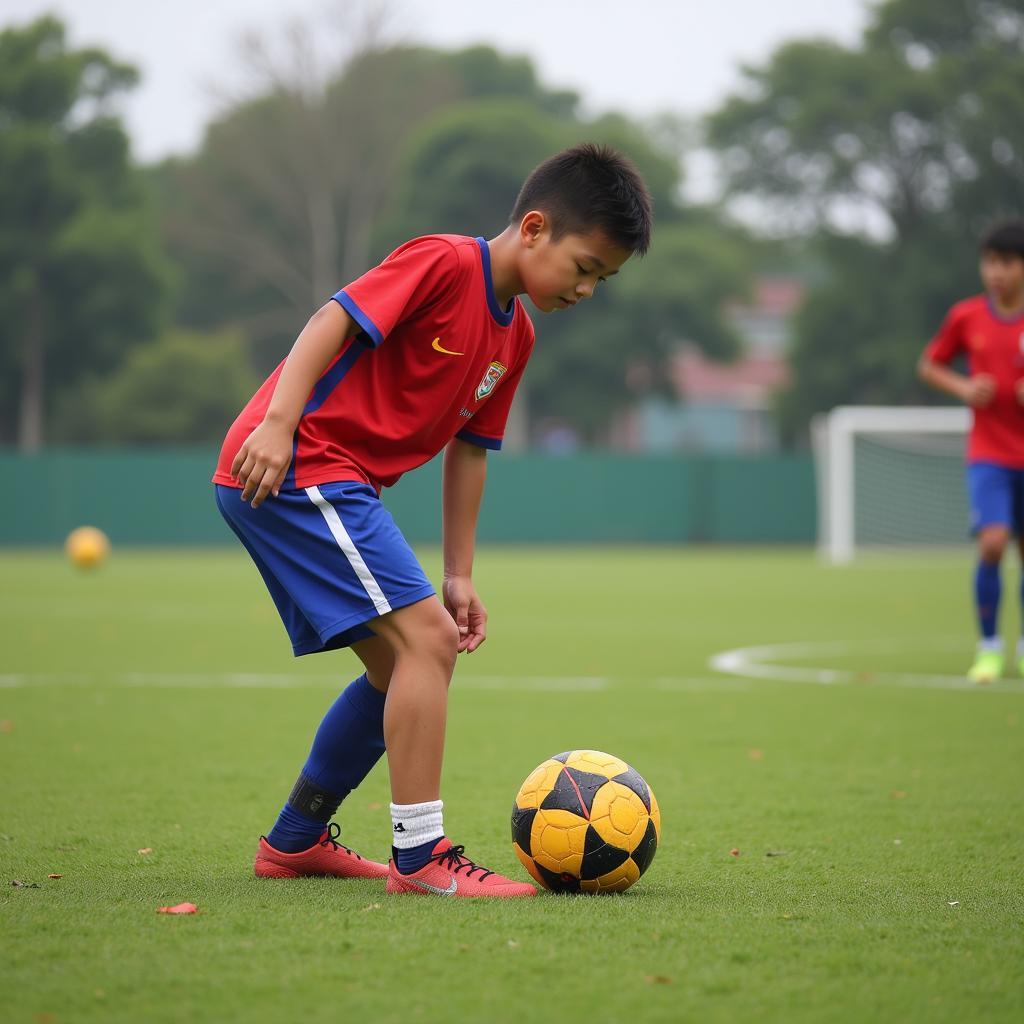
[[813, 406, 971, 563]]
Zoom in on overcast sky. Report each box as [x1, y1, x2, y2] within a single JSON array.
[[1, 0, 869, 162]]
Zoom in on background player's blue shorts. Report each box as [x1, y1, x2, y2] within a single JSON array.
[[967, 461, 1024, 535], [215, 481, 435, 656]]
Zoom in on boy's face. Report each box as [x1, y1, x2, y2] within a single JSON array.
[[980, 249, 1024, 305], [517, 214, 633, 313]]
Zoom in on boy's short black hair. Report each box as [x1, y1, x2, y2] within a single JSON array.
[[980, 220, 1024, 259], [511, 143, 652, 256]]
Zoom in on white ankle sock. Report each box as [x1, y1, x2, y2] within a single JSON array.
[[390, 800, 444, 849]]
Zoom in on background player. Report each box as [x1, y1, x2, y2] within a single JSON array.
[[213, 144, 652, 895], [918, 220, 1024, 683]]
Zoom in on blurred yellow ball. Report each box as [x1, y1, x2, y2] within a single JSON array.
[[65, 526, 110, 569]]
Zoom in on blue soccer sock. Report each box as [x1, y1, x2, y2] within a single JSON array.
[[394, 839, 444, 875], [266, 674, 387, 853], [974, 560, 1001, 643]]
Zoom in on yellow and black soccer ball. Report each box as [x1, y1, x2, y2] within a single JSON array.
[[511, 749, 660, 894]]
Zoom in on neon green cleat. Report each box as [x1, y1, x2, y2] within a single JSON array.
[[967, 650, 1003, 684]]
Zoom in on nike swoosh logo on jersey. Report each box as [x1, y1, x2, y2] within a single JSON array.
[[405, 876, 458, 895], [432, 337, 464, 356]]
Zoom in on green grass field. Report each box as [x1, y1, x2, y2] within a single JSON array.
[[2, 545, 1022, 1023]]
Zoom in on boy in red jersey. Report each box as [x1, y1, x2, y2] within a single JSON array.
[[213, 144, 652, 895], [919, 221, 1024, 683]]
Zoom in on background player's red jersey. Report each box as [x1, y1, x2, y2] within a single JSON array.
[[214, 235, 535, 492], [925, 294, 1024, 468]]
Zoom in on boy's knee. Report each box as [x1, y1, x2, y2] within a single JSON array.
[[426, 612, 460, 669], [378, 599, 460, 670], [978, 526, 1010, 562]]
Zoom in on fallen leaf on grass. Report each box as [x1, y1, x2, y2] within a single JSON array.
[[644, 975, 673, 985], [730, 848, 741, 857], [747, 749, 763, 761], [890, 790, 907, 799], [157, 902, 198, 914], [137, 848, 153, 855], [367, 802, 383, 811], [0, 720, 13, 733], [11, 880, 40, 888], [47, 874, 63, 880]]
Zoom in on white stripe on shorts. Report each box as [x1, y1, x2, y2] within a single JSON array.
[[305, 485, 393, 617]]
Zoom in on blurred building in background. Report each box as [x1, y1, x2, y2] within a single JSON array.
[[614, 275, 802, 453]]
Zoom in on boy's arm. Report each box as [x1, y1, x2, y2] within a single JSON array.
[[233, 301, 355, 507], [917, 355, 995, 408], [442, 438, 489, 653]]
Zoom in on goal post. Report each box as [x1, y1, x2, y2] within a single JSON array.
[[813, 406, 971, 563]]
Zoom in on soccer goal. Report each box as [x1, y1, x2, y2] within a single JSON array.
[[813, 405, 971, 563]]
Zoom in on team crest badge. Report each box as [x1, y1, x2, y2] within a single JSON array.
[[476, 361, 507, 401]]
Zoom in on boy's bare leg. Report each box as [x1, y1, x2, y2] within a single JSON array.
[[351, 635, 395, 695], [368, 596, 459, 804], [368, 596, 535, 896]]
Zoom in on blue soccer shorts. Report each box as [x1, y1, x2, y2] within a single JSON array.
[[215, 481, 436, 656], [966, 461, 1024, 536]]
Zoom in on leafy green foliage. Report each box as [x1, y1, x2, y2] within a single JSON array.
[[158, 41, 750, 441], [707, 0, 1024, 437], [0, 16, 170, 447], [51, 328, 259, 443]]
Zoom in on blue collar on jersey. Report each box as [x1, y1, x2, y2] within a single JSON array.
[[986, 296, 1024, 325], [476, 237, 516, 327]]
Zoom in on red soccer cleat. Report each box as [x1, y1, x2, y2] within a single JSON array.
[[386, 838, 537, 898], [254, 823, 388, 880]]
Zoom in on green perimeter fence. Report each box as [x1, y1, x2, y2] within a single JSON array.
[[0, 449, 815, 545]]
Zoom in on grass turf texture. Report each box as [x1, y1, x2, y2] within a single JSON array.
[[1, 546, 1022, 1023]]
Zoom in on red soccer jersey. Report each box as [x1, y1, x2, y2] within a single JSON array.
[[925, 294, 1024, 468], [213, 235, 535, 492]]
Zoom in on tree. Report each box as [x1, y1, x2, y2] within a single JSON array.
[[158, 34, 751, 442], [706, 0, 1024, 439], [155, 40, 586, 374], [0, 16, 170, 448], [154, 39, 476, 370], [52, 328, 259, 443]]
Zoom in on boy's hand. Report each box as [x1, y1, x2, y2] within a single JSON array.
[[442, 575, 487, 653], [231, 419, 294, 507], [962, 374, 996, 408]]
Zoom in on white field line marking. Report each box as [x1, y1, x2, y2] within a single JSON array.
[[654, 676, 752, 692], [709, 637, 1021, 692], [0, 672, 730, 692], [0, 672, 613, 691]]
